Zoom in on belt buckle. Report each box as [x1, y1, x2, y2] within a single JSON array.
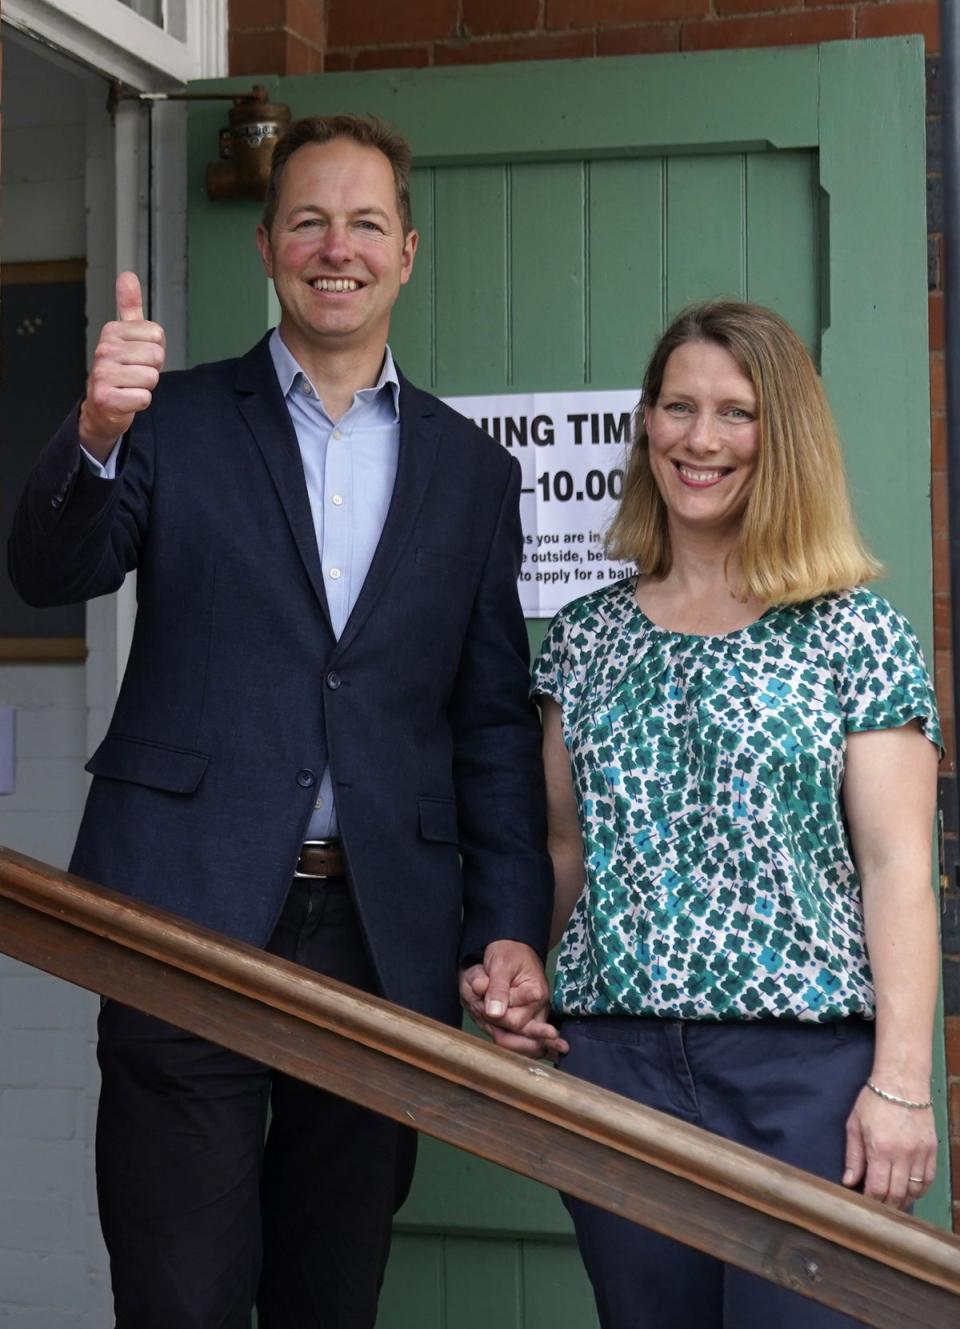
[[294, 838, 338, 879]]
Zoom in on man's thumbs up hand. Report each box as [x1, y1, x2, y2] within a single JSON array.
[[78, 272, 166, 462]]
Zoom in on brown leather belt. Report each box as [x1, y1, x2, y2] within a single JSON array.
[[294, 839, 345, 879]]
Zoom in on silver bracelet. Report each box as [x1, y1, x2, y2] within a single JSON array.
[[865, 1078, 932, 1110]]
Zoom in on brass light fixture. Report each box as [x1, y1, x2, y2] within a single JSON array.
[[110, 83, 292, 202]]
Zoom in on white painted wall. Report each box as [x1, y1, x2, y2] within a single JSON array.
[[0, 667, 86, 869], [0, 34, 114, 1329], [2, 42, 85, 263]]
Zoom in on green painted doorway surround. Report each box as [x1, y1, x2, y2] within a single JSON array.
[[186, 37, 945, 1323]]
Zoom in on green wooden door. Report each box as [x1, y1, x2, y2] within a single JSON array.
[[186, 37, 943, 1323]]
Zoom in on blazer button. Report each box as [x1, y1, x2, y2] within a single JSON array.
[[326, 671, 341, 690], [296, 768, 316, 788]]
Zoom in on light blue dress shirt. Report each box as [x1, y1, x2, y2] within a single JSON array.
[[82, 329, 402, 840], [269, 330, 400, 837]]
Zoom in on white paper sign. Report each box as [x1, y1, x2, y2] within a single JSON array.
[[444, 389, 640, 616]]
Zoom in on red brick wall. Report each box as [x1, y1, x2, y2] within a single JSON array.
[[228, 0, 958, 1225], [226, 0, 939, 68], [315, 0, 939, 66], [228, 0, 323, 75]]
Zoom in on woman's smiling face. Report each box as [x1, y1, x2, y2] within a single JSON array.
[[643, 339, 760, 541]]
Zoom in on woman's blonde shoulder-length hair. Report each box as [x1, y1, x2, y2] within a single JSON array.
[[606, 299, 882, 606]]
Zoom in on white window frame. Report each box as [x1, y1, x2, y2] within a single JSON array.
[[3, 0, 226, 89]]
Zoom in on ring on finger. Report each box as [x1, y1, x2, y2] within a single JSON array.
[[908, 1175, 925, 1186]]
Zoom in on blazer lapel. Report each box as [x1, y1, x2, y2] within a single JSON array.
[[334, 373, 440, 657], [234, 338, 333, 629]]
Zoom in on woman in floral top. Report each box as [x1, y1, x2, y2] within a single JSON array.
[[531, 300, 940, 1329]]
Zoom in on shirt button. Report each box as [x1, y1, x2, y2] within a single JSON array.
[[333, 428, 342, 440], [296, 768, 316, 788], [326, 671, 341, 691], [301, 380, 312, 396], [329, 567, 341, 580], [331, 494, 344, 506]]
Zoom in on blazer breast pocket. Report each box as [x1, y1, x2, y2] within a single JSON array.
[[85, 735, 210, 794], [414, 545, 480, 579]]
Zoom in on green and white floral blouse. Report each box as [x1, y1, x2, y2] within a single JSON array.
[[531, 579, 941, 1023]]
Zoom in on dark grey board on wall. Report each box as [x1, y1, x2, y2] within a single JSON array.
[[1, 273, 86, 646]]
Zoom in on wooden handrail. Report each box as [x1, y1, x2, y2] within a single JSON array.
[[0, 844, 957, 1327]]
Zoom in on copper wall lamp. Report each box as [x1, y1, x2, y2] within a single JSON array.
[[110, 83, 292, 202]]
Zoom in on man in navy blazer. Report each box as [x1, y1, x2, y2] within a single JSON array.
[[9, 114, 555, 1329]]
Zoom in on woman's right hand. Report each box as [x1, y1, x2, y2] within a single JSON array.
[[843, 1085, 937, 1209]]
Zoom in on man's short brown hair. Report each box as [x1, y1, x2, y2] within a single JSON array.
[[262, 113, 414, 235]]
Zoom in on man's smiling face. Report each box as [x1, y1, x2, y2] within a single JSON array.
[[256, 137, 418, 364]]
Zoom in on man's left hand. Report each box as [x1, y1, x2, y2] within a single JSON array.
[[459, 941, 568, 1059]]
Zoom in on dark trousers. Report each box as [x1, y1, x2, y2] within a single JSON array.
[[559, 1015, 875, 1329], [96, 877, 417, 1329]]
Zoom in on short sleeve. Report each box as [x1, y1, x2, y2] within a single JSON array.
[[530, 609, 569, 706], [832, 594, 942, 749]]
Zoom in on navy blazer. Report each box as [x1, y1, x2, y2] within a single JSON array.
[[9, 336, 552, 1026]]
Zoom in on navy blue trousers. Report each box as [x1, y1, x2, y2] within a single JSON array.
[[559, 1015, 875, 1329], [96, 878, 417, 1329]]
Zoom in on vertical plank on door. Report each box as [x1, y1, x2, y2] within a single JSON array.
[[391, 167, 435, 389], [432, 165, 509, 394], [522, 1239, 599, 1329], [665, 154, 745, 315], [511, 162, 586, 391], [588, 158, 665, 385], [445, 1237, 522, 1329], [745, 150, 820, 355], [378, 1233, 445, 1329]]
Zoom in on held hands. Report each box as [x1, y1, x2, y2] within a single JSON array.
[[79, 272, 165, 462], [843, 1085, 937, 1209], [459, 940, 568, 1060]]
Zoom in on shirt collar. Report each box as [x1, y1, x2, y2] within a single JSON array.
[[268, 328, 400, 421]]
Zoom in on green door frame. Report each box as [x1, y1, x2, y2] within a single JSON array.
[[186, 37, 945, 1228]]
